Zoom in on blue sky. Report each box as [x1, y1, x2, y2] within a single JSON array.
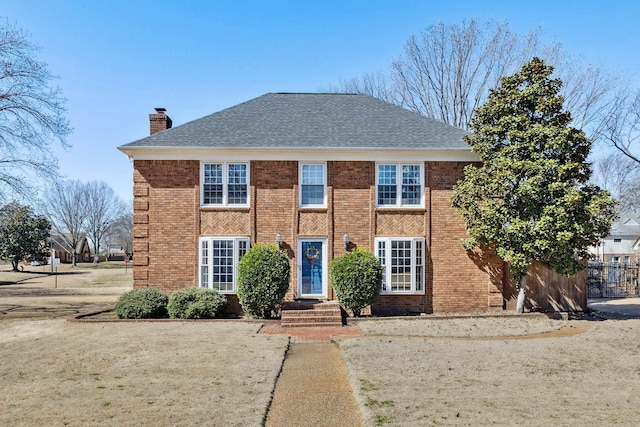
[[3, 0, 639, 203]]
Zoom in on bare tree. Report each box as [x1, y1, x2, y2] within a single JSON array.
[[41, 180, 86, 267], [334, 70, 399, 105], [109, 208, 133, 259], [85, 181, 127, 261], [329, 19, 620, 140], [603, 89, 640, 165], [591, 152, 640, 213], [0, 18, 71, 202], [392, 19, 542, 129]]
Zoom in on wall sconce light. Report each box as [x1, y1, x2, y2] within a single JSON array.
[[343, 233, 349, 251], [275, 233, 282, 247]]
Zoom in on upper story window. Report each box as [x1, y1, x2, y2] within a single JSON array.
[[376, 163, 423, 207], [300, 163, 327, 208], [201, 162, 249, 207]]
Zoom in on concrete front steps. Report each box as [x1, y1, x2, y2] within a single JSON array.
[[280, 300, 343, 327]]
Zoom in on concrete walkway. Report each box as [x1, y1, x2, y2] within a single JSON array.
[[588, 297, 640, 319], [265, 342, 364, 427]]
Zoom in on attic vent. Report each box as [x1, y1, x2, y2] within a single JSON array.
[[614, 238, 622, 242]]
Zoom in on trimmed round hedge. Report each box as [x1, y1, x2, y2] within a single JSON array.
[[237, 243, 290, 318], [329, 249, 382, 317], [115, 287, 168, 319], [168, 287, 228, 319]]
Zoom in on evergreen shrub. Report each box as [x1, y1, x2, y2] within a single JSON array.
[[330, 249, 382, 317], [237, 243, 290, 318], [115, 287, 168, 319], [168, 287, 228, 319]]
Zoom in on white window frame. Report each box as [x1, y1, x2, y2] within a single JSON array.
[[201, 162, 250, 207], [199, 236, 250, 294], [375, 237, 425, 294], [299, 163, 327, 208], [375, 163, 424, 208]]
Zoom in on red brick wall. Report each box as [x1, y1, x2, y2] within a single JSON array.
[[330, 161, 375, 300], [131, 158, 506, 315], [429, 162, 504, 313], [252, 161, 297, 300], [133, 160, 199, 294], [372, 295, 426, 315]]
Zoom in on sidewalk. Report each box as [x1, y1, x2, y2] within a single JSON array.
[[265, 342, 364, 427]]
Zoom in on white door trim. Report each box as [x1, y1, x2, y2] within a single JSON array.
[[297, 238, 328, 299]]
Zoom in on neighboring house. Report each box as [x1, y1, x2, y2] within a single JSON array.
[[590, 214, 640, 263], [118, 93, 583, 315], [107, 244, 128, 261], [48, 234, 92, 263]]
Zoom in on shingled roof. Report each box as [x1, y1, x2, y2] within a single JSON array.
[[119, 93, 470, 151]]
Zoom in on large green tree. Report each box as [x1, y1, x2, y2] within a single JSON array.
[[451, 57, 615, 311], [0, 202, 51, 271]]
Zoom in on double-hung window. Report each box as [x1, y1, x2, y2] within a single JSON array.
[[299, 163, 327, 207], [201, 162, 249, 207], [200, 237, 249, 293], [376, 164, 423, 207], [375, 237, 425, 293]]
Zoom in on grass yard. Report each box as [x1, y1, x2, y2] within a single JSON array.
[[78, 274, 133, 288], [341, 318, 640, 426], [0, 320, 289, 427]]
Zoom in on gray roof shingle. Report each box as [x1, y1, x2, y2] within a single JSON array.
[[119, 93, 470, 151]]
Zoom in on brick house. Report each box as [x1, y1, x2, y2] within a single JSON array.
[[118, 93, 582, 315], [48, 234, 92, 263]]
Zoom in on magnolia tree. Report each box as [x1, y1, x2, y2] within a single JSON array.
[[452, 58, 616, 312]]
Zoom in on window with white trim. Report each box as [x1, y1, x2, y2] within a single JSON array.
[[199, 237, 249, 293], [201, 162, 249, 206], [300, 163, 326, 207], [376, 164, 423, 207], [375, 237, 425, 293]]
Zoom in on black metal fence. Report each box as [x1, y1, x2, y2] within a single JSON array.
[[587, 261, 640, 298]]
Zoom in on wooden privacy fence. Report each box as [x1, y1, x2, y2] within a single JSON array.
[[524, 261, 587, 312], [587, 262, 640, 298]]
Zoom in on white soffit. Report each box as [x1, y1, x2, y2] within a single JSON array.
[[118, 147, 479, 162]]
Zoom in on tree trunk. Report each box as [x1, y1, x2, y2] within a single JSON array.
[[11, 257, 19, 272], [515, 276, 526, 313]]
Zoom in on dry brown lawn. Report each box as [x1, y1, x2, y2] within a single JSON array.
[[0, 320, 289, 427], [342, 317, 640, 426], [3, 268, 639, 426]]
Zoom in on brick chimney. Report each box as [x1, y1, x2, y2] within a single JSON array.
[[149, 107, 172, 135]]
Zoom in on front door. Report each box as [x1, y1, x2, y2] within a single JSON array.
[[298, 238, 327, 298]]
